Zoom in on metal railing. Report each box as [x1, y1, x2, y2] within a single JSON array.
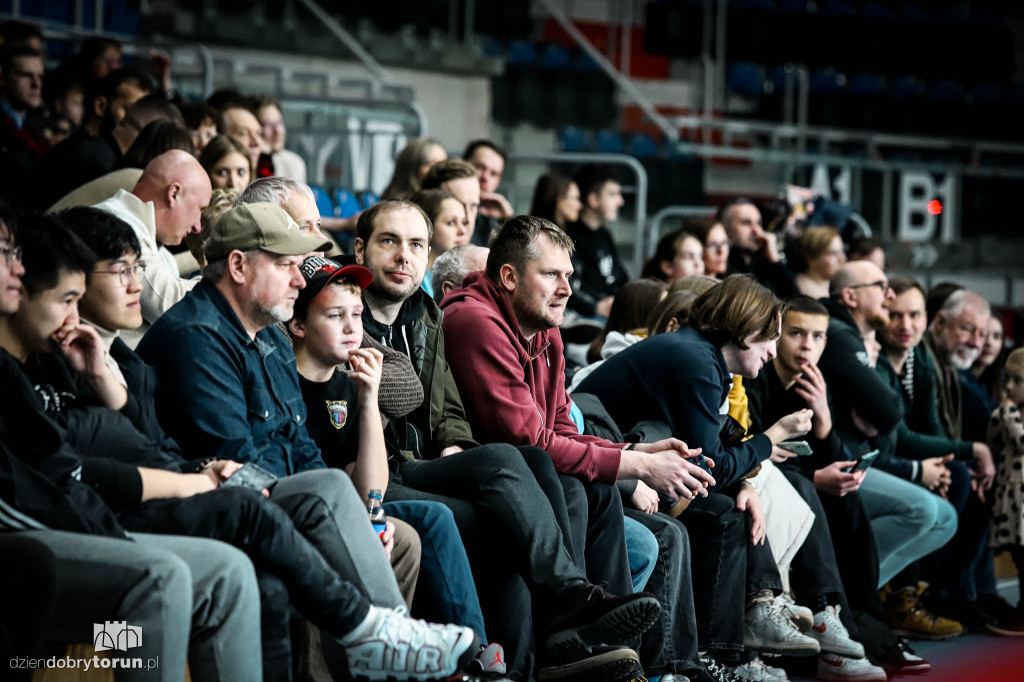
[[646, 205, 717, 259], [505, 151, 649, 275]]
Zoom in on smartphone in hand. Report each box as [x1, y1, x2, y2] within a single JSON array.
[[221, 463, 278, 492], [779, 440, 813, 456]]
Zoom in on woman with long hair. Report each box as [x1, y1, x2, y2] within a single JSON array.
[[642, 229, 705, 282], [529, 173, 582, 228], [382, 138, 447, 200], [199, 135, 253, 192], [794, 226, 846, 299]]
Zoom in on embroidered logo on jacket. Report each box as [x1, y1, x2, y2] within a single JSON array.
[[326, 400, 348, 429]]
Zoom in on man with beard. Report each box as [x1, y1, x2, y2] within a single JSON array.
[[819, 262, 959, 639]]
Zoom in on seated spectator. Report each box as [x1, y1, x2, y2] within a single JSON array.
[[381, 137, 447, 200], [688, 217, 731, 279], [972, 314, 1009, 402], [565, 164, 628, 319], [642, 228, 706, 283], [0, 20, 43, 52], [820, 262, 961, 638], [530, 172, 582, 230], [351, 200, 659, 680], [409, 188, 470, 299], [75, 36, 123, 84], [848, 237, 886, 272], [115, 120, 195, 170], [0, 46, 47, 203], [745, 295, 916, 676], [93, 149, 212, 346], [33, 92, 180, 209], [180, 188, 237, 276], [221, 104, 268, 172], [584, 278, 666, 365], [431, 243, 488, 303], [794, 226, 846, 299], [720, 199, 795, 297], [199, 133, 252, 192], [464, 139, 512, 245], [11, 209, 481, 681], [180, 101, 220, 155], [77, 67, 152, 140], [421, 158, 481, 240], [256, 96, 307, 184], [236, 175, 342, 258], [41, 73, 84, 147]]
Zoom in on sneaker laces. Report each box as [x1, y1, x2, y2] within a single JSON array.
[[702, 656, 745, 682], [765, 602, 801, 634], [375, 612, 434, 651], [818, 606, 851, 638]]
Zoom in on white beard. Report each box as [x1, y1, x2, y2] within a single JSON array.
[[948, 345, 980, 370]]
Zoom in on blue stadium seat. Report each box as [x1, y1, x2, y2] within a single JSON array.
[[727, 62, 764, 96], [360, 191, 380, 210], [930, 80, 965, 101], [810, 68, 844, 94], [507, 40, 538, 66], [779, 0, 811, 13], [889, 75, 925, 99], [820, 0, 855, 16], [629, 132, 660, 159], [540, 44, 571, 70], [559, 127, 591, 153], [333, 189, 362, 219], [899, 4, 934, 23], [309, 185, 336, 219], [482, 38, 506, 58], [972, 83, 1003, 104], [595, 129, 624, 154], [848, 73, 885, 96]]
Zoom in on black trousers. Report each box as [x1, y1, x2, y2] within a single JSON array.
[[678, 492, 748, 658], [0, 534, 57, 682], [389, 444, 631, 681], [119, 487, 371, 682]]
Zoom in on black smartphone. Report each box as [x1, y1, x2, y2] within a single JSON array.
[[844, 450, 880, 473], [221, 462, 278, 491]]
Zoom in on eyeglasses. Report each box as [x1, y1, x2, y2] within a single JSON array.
[[848, 280, 890, 292], [706, 241, 730, 252], [95, 262, 147, 287], [0, 243, 22, 267]]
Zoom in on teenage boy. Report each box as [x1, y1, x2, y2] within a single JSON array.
[[0, 209, 262, 682], [565, 164, 627, 319], [745, 296, 901, 679], [44, 206, 481, 681]]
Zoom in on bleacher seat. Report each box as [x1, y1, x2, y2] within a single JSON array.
[[629, 132, 660, 160], [889, 76, 925, 100], [540, 44, 571, 71], [360, 191, 380, 209], [820, 0, 855, 16], [595, 129, 625, 155], [309, 185, 335, 220], [507, 40, 538, 67], [860, 1, 893, 20], [726, 62, 764, 97], [810, 68, 844, 94], [559, 127, 591, 153], [930, 80, 965, 102], [333, 189, 362, 219], [848, 73, 885, 96]]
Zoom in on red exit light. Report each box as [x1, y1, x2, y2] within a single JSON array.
[[927, 199, 943, 215]]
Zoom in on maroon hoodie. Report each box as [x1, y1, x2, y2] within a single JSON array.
[[440, 271, 623, 483]]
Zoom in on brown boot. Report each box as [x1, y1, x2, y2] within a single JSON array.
[[885, 585, 964, 640]]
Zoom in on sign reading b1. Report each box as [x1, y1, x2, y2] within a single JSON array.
[[897, 172, 958, 244]]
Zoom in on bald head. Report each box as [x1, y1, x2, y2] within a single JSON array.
[[134, 150, 213, 246], [830, 261, 883, 297]]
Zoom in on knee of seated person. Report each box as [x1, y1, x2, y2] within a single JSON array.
[[391, 517, 422, 557]]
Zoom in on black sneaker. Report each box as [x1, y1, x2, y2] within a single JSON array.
[[688, 656, 745, 682], [546, 583, 661, 662], [539, 645, 641, 681], [976, 593, 1019, 623], [984, 609, 1024, 637]]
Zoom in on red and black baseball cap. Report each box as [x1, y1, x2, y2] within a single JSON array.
[[295, 255, 372, 318]]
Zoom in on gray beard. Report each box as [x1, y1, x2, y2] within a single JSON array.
[[948, 345, 979, 371], [249, 301, 291, 329]]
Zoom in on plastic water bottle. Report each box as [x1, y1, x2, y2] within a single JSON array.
[[367, 489, 387, 543]]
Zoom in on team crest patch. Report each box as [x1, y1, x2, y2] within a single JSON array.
[[326, 400, 348, 429]]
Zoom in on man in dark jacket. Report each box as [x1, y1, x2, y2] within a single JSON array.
[[719, 199, 795, 298], [353, 199, 661, 681], [820, 261, 960, 640], [0, 208, 263, 681]]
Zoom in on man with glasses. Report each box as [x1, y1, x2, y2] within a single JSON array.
[[819, 261, 959, 640], [92, 149, 212, 347]]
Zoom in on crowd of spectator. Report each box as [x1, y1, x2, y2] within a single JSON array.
[[2, 19, 1024, 682]]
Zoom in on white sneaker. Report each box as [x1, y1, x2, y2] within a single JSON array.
[[732, 655, 789, 681], [807, 606, 865, 659], [341, 606, 478, 681], [744, 600, 821, 656], [817, 653, 887, 681], [776, 593, 814, 632]]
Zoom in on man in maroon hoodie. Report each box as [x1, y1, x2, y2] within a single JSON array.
[[442, 215, 764, 680]]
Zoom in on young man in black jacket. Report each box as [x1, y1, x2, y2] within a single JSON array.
[[6, 209, 482, 682]]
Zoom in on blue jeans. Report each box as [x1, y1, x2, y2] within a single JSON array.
[[624, 516, 658, 592], [385, 500, 489, 642], [859, 468, 958, 587]]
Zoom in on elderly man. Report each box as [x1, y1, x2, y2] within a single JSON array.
[[820, 261, 960, 639], [93, 149, 212, 346], [431, 243, 489, 303]]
